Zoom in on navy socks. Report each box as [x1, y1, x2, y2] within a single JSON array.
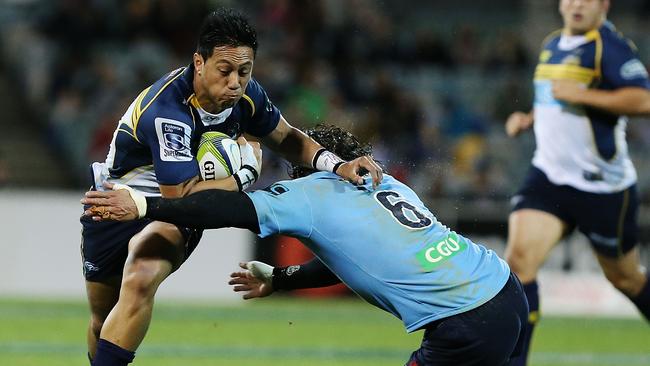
[[92, 339, 135, 366], [628, 274, 650, 321]]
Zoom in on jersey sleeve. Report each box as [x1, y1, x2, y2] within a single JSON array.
[[136, 112, 199, 186], [601, 35, 650, 89], [242, 78, 281, 137], [245, 181, 312, 238], [145, 190, 259, 232]]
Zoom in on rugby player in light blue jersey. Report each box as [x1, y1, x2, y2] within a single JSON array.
[[81, 9, 382, 366], [504, 1, 650, 365], [83, 125, 529, 366]]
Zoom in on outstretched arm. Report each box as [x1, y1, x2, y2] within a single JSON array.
[[263, 117, 383, 188], [229, 258, 342, 300], [146, 190, 259, 232], [82, 185, 260, 233], [272, 257, 342, 290]]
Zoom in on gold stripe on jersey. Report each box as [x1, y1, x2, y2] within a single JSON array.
[[187, 94, 201, 110], [132, 70, 186, 140], [242, 94, 255, 116], [188, 92, 255, 117], [534, 64, 597, 84], [130, 86, 151, 142], [129, 87, 149, 129], [584, 29, 603, 80]]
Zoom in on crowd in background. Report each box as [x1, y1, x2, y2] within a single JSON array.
[[1, 0, 650, 205]]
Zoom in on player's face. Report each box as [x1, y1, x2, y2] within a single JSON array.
[[559, 0, 609, 35], [193, 46, 254, 113]]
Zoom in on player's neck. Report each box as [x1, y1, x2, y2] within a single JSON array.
[[192, 79, 224, 115]]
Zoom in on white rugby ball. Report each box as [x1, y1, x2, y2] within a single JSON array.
[[196, 132, 241, 180]]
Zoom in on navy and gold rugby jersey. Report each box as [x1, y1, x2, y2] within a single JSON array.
[[92, 65, 280, 196], [532, 21, 650, 193]]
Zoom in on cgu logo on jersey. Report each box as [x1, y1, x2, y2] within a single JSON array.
[[416, 232, 467, 271]]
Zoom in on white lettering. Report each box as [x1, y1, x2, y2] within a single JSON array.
[[447, 237, 460, 251], [436, 241, 452, 256], [425, 247, 442, 263], [423, 236, 463, 263]]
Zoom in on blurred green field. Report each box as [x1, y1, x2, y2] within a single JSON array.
[[0, 297, 648, 366]]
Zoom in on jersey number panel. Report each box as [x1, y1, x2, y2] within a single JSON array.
[[375, 191, 432, 229]]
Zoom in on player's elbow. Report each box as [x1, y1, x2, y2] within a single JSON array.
[[624, 89, 650, 116]]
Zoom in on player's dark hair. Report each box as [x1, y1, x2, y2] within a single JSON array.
[[290, 124, 378, 179], [197, 8, 258, 60]]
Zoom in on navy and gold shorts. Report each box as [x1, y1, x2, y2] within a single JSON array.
[[511, 166, 638, 257], [80, 208, 202, 282]]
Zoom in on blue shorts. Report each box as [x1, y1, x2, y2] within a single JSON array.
[[80, 207, 202, 282], [511, 166, 638, 257], [405, 272, 528, 366]]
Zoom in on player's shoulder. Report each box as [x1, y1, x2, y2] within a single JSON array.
[[240, 78, 270, 114], [142, 67, 193, 114], [261, 172, 343, 195], [598, 21, 639, 53], [136, 67, 195, 130], [540, 29, 563, 49], [244, 77, 265, 96]]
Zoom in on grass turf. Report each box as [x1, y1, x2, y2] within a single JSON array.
[[0, 297, 648, 366]]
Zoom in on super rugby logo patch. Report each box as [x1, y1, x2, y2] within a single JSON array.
[[620, 59, 648, 80], [155, 118, 192, 162]]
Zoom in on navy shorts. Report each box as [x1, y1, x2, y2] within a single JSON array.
[[80, 207, 202, 282], [405, 272, 528, 366], [512, 166, 638, 257]]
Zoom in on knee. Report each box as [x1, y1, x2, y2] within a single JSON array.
[[121, 259, 169, 302], [90, 315, 105, 338], [505, 245, 537, 281], [603, 271, 642, 297]]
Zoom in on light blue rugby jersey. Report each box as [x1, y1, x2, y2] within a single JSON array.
[[246, 172, 510, 332]]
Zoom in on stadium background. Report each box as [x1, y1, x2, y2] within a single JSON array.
[[0, 0, 649, 365]]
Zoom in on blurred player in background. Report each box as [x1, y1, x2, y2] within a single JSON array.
[[504, 0, 650, 364], [81, 9, 381, 366], [83, 124, 529, 366]]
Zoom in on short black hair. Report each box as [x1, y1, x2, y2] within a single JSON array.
[[196, 8, 258, 60], [290, 124, 376, 179]]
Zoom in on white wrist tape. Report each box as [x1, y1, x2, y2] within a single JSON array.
[[234, 167, 258, 191], [234, 143, 261, 191], [111, 183, 147, 219], [239, 142, 261, 173], [312, 148, 345, 173], [246, 261, 274, 284]]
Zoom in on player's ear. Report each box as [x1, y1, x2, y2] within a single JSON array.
[[193, 53, 204, 75], [602, 0, 610, 14]]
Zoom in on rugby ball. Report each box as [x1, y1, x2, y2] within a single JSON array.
[[196, 132, 241, 180]]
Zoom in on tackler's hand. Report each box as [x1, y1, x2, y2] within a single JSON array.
[[81, 182, 145, 221], [336, 156, 383, 189], [228, 261, 275, 300]]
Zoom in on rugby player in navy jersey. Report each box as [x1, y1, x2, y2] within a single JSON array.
[[84, 124, 529, 366], [81, 9, 382, 366], [504, 0, 650, 364]]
